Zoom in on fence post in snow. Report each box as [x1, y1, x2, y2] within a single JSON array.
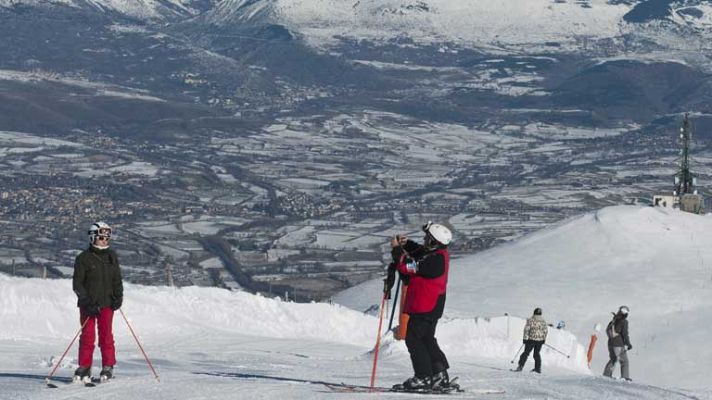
[[586, 323, 602, 366]]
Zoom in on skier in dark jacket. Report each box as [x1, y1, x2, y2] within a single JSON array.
[[603, 305, 632, 381], [72, 221, 123, 383], [514, 307, 548, 373], [388, 222, 454, 392]]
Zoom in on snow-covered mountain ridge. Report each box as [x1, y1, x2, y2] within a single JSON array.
[[7, 0, 712, 53], [221, 0, 712, 52]]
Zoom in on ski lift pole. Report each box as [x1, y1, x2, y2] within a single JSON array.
[[510, 343, 525, 364], [544, 343, 570, 359], [119, 309, 160, 382], [369, 291, 388, 390], [45, 317, 91, 386], [387, 274, 401, 332]]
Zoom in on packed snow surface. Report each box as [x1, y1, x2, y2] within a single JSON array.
[[1, 206, 710, 399]]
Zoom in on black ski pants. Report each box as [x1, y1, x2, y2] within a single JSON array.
[[405, 315, 449, 379], [518, 340, 544, 372]]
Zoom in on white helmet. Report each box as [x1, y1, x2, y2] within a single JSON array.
[[618, 305, 629, 315], [422, 221, 452, 246], [88, 221, 112, 243]]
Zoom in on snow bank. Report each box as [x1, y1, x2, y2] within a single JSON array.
[[0, 276, 375, 348], [0, 273, 590, 376]]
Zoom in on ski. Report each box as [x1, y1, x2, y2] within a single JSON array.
[[324, 383, 459, 395], [46, 376, 96, 388], [194, 371, 505, 396], [323, 377, 504, 396], [324, 384, 504, 396], [46, 380, 96, 388]]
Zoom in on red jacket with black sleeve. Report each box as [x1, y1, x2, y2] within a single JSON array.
[[396, 243, 449, 318]]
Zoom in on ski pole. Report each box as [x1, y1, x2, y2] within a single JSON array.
[[510, 343, 525, 364], [369, 292, 388, 390], [119, 309, 160, 382], [387, 275, 401, 332], [45, 317, 91, 385], [544, 343, 570, 358]]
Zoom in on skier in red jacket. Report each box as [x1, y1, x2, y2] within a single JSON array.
[[389, 222, 453, 392]]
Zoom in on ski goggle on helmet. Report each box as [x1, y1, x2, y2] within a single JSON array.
[[618, 306, 630, 315], [422, 221, 453, 246], [88, 221, 112, 243]]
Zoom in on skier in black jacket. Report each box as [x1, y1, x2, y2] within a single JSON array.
[[603, 306, 632, 381], [72, 221, 123, 383]]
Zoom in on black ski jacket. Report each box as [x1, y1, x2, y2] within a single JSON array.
[[390, 240, 447, 319], [607, 316, 631, 348], [73, 246, 123, 309]]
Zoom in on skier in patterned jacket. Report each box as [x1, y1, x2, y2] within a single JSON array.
[[514, 307, 548, 373]]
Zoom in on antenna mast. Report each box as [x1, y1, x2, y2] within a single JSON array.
[[674, 113, 696, 196]]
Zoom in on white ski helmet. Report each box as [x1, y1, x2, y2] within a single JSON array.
[[88, 221, 112, 243], [422, 221, 452, 246]]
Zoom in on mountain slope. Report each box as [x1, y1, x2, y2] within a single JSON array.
[[335, 206, 712, 390]]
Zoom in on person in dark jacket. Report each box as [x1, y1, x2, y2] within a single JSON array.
[[388, 222, 453, 392], [603, 305, 632, 381], [72, 221, 123, 383], [514, 307, 548, 373]]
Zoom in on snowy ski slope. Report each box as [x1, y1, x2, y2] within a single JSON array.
[[0, 205, 710, 399]]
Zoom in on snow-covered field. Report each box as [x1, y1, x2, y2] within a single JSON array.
[[1, 206, 711, 399]]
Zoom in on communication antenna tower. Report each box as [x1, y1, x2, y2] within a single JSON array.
[[673, 113, 697, 196]]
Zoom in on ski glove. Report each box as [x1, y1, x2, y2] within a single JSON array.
[[79, 297, 98, 315], [111, 297, 123, 311], [405, 260, 418, 273], [626, 344, 632, 351], [85, 304, 101, 316]]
